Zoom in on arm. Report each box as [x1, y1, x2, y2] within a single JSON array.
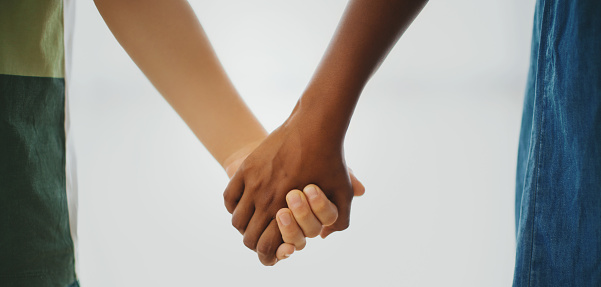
[[93, 0, 266, 167], [297, 0, 428, 150], [224, 0, 427, 265], [297, 0, 428, 237], [93, 0, 364, 265]]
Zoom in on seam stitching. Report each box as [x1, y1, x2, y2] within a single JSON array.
[[528, 0, 551, 286]]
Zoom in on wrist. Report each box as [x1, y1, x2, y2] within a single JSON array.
[[286, 89, 357, 149], [222, 138, 265, 178]]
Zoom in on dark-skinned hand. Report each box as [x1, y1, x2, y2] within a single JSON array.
[[223, 113, 354, 266]]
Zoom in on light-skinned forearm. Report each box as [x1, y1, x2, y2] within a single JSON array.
[[94, 0, 267, 168], [291, 0, 428, 147]]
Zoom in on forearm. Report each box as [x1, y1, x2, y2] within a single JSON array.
[[94, 0, 267, 167], [292, 0, 428, 146]]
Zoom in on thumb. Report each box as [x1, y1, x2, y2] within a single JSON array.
[[348, 168, 365, 197]]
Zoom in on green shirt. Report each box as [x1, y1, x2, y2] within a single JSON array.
[[0, 0, 77, 285]]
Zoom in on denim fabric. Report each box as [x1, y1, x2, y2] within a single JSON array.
[[514, 0, 601, 286]]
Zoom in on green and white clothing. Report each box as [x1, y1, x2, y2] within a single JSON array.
[[0, 1, 78, 286]]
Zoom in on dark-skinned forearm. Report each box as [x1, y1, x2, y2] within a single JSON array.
[[292, 0, 428, 147]]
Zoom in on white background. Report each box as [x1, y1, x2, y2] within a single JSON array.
[[70, 0, 535, 286]]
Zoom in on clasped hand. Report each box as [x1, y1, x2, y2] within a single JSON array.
[[223, 116, 364, 265]]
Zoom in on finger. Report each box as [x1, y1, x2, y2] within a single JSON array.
[[243, 210, 273, 251], [223, 173, 245, 214], [303, 184, 338, 226], [276, 208, 306, 250], [321, 187, 353, 238], [276, 243, 295, 261], [348, 169, 366, 196], [232, 206, 254, 235], [231, 190, 255, 234], [286, 189, 322, 238], [256, 219, 282, 266], [320, 225, 336, 238]]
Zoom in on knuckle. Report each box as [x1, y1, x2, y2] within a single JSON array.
[[243, 235, 258, 251], [258, 192, 276, 208], [259, 255, 277, 266], [231, 217, 245, 233], [291, 203, 311, 218], [222, 190, 229, 201], [245, 178, 262, 192], [257, 241, 277, 258], [223, 191, 235, 206]]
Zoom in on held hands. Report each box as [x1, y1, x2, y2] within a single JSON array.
[[223, 114, 361, 265], [226, 145, 364, 263]]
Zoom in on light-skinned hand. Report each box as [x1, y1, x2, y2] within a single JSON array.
[[274, 182, 364, 260]]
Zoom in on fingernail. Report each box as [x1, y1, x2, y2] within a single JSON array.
[[284, 253, 291, 258], [305, 185, 318, 199], [288, 193, 302, 208], [279, 212, 292, 226]]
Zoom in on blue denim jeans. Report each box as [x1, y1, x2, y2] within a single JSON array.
[[514, 0, 601, 285]]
